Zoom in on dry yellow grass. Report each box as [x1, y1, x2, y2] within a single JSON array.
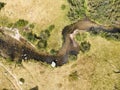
[[0, 0, 68, 28]]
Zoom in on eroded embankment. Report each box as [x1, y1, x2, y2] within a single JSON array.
[[0, 19, 118, 66]]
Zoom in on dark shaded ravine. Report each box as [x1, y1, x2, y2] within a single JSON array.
[[0, 19, 119, 66]]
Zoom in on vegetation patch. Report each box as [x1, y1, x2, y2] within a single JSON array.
[[35, 25, 55, 50], [19, 78, 25, 84], [67, 0, 86, 21], [50, 49, 58, 55], [14, 19, 29, 28], [87, 0, 120, 26], [75, 33, 87, 42], [69, 71, 79, 81], [61, 4, 66, 10], [0, 2, 6, 10], [68, 55, 77, 61], [89, 27, 120, 41], [80, 41, 91, 53]]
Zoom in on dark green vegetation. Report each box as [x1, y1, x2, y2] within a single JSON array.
[[50, 49, 58, 55], [89, 27, 120, 41], [36, 25, 55, 49], [67, 0, 86, 21], [5, 19, 35, 30], [19, 78, 25, 84], [0, 2, 6, 10], [14, 19, 29, 28], [80, 41, 91, 53], [75, 33, 91, 53], [22, 24, 55, 50], [87, 0, 120, 26], [67, 0, 120, 27]]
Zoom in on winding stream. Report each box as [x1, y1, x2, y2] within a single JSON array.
[[0, 19, 116, 67]]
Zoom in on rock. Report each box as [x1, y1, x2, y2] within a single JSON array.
[[51, 61, 56, 67]]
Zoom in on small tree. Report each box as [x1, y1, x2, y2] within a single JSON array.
[[80, 41, 91, 53], [61, 4, 66, 10], [50, 49, 58, 55], [37, 40, 47, 48], [26, 32, 35, 42], [48, 25, 55, 32], [0, 2, 6, 10]]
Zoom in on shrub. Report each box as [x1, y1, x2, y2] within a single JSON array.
[[30, 86, 38, 90], [48, 25, 55, 32], [19, 78, 25, 84], [39, 30, 50, 41], [50, 49, 58, 55], [103, 33, 120, 41], [80, 41, 91, 53], [14, 19, 28, 28], [61, 4, 66, 10], [89, 27, 120, 41], [37, 40, 47, 48], [69, 71, 79, 81], [7, 23, 14, 28], [0, 2, 6, 10], [89, 27, 103, 35], [26, 32, 35, 42]]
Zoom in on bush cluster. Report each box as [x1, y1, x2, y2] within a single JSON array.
[[37, 30, 50, 48], [87, 0, 120, 26], [67, 0, 86, 21], [7, 19, 35, 30], [36, 25, 55, 49], [14, 19, 29, 28], [67, 0, 120, 27]]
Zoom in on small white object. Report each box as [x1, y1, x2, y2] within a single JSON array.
[[24, 54, 27, 56], [19, 81, 23, 85], [51, 61, 56, 67], [24, 57, 27, 60]]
